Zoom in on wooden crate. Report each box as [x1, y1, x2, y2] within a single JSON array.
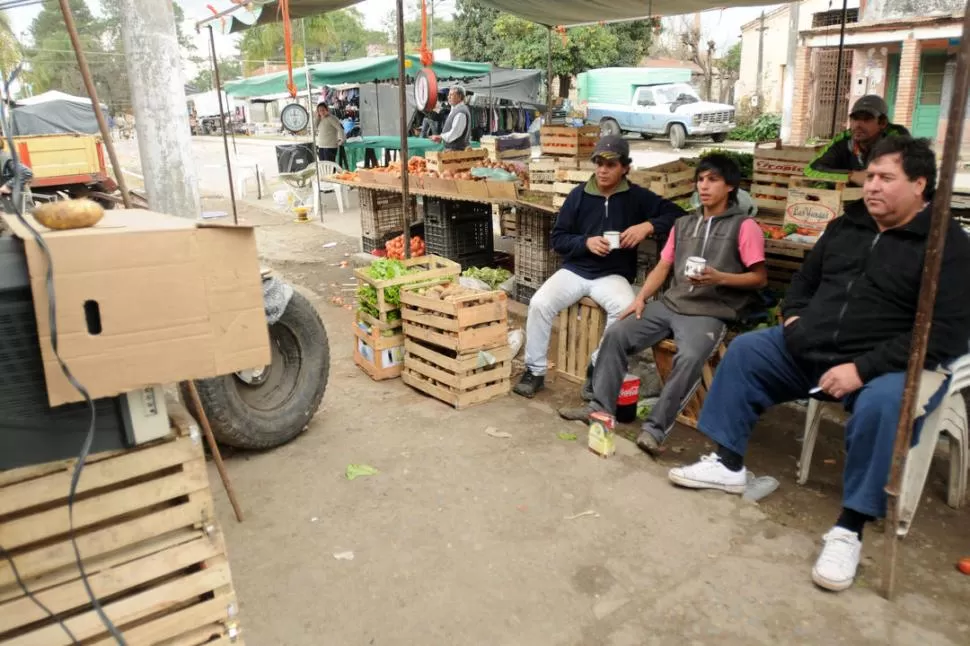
[[402, 338, 511, 409], [481, 136, 531, 162], [353, 319, 405, 380], [628, 160, 695, 199], [425, 149, 489, 175], [764, 238, 813, 291], [400, 285, 508, 353], [750, 182, 788, 216], [753, 141, 824, 184], [0, 404, 243, 645], [785, 177, 862, 236], [551, 179, 584, 208], [540, 126, 599, 157], [498, 205, 517, 237], [556, 297, 606, 384], [652, 338, 726, 429], [354, 255, 462, 330]]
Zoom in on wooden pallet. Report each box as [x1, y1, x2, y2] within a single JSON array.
[[628, 160, 695, 199], [653, 338, 727, 429], [354, 255, 461, 329], [401, 338, 511, 409], [425, 149, 489, 175], [0, 402, 243, 645], [400, 285, 508, 353], [539, 126, 599, 157], [556, 297, 606, 384], [353, 319, 405, 380]]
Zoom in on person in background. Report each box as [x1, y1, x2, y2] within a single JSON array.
[[558, 154, 767, 455], [513, 135, 682, 399], [431, 86, 470, 151], [314, 103, 345, 163], [667, 136, 970, 593], [806, 94, 909, 186]]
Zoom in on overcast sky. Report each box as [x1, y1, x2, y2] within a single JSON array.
[[6, 1, 777, 69]]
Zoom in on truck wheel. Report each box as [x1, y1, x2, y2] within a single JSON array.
[[600, 118, 621, 138], [181, 291, 330, 450], [712, 133, 728, 143], [669, 123, 687, 150]]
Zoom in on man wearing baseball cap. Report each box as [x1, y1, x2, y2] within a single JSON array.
[[805, 94, 909, 185], [513, 135, 683, 399]]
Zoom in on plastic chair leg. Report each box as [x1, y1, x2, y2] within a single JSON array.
[[335, 185, 345, 213], [944, 396, 968, 509], [897, 403, 946, 536], [798, 399, 825, 485]]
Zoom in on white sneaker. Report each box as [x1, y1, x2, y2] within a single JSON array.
[[812, 527, 862, 592], [668, 453, 747, 494]]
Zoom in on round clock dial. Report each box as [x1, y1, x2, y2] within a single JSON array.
[[281, 103, 310, 134]]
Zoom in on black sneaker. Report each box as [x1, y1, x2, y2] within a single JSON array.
[[580, 362, 594, 402], [513, 371, 545, 398]]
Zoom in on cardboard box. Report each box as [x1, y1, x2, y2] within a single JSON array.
[[2, 210, 270, 406]]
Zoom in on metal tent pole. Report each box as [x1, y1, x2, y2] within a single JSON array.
[[396, 0, 411, 259], [883, 1, 970, 601], [208, 25, 237, 223], [59, 0, 132, 208], [488, 71, 493, 135], [302, 19, 323, 220], [829, 0, 849, 138]]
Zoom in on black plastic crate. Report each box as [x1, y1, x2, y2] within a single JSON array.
[[424, 210, 494, 264], [423, 196, 492, 222], [513, 280, 537, 306], [360, 222, 426, 255]]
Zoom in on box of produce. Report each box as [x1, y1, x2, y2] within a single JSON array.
[[354, 256, 461, 331]]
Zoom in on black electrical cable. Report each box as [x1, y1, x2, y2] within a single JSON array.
[[0, 65, 127, 646], [0, 543, 79, 643]]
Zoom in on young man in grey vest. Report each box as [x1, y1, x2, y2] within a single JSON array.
[[559, 154, 767, 454], [431, 86, 471, 151]]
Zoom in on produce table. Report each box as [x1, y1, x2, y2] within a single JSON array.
[[325, 175, 521, 207], [340, 137, 481, 171]]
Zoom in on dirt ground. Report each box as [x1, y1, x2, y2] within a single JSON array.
[[204, 198, 970, 646]]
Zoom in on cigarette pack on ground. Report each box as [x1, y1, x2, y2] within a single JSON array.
[[588, 411, 616, 458]]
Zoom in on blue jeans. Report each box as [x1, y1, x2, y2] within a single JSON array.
[[698, 326, 948, 518]]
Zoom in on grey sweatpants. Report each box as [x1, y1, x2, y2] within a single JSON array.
[[591, 300, 726, 439]]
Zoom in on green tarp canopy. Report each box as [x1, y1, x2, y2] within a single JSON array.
[[224, 56, 491, 98]]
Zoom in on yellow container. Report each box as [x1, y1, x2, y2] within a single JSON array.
[[588, 411, 616, 458]]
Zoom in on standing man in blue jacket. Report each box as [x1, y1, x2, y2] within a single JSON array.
[[514, 136, 682, 398]]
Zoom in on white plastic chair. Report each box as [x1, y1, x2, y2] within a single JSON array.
[[798, 355, 969, 536], [232, 155, 265, 200], [312, 160, 346, 216]]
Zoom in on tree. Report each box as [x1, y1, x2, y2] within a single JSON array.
[[714, 42, 741, 104], [492, 17, 619, 98], [452, 0, 501, 62], [382, 2, 454, 53], [188, 58, 243, 92], [0, 13, 23, 85], [607, 19, 662, 67]]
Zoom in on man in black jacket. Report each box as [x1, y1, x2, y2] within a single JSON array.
[[667, 136, 970, 593], [513, 136, 682, 398]]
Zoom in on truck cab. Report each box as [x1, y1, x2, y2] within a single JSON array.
[[579, 68, 736, 150]]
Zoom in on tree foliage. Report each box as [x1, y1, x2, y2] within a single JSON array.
[[452, 0, 502, 63], [188, 58, 243, 93], [0, 13, 22, 83]]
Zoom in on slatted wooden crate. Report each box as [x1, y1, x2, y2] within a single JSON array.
[[354, 255, 461, 331], [539, 126, 599, 157], [402, 338, 512, 409], [353, 319, 405, 380], [556, 297, 606, 384], [496, 204, 517, 237], [628, 160, 695, 199], [400, 285, 508, 354], [653, 338, 727, 429], [481, 136, 531, 162], [0, 402, 243, 645], [753, 141, 824, 184], [764, 238, 813, 291], [785, 177, 863, 236], [425, 149, 489, 175]]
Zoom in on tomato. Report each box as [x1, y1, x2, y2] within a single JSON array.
[[958, 557, 970, 575]]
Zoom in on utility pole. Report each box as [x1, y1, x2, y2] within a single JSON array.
[[119, 0, 201, 218], [755, 10, 766, 114], [780, 2, 801, 142]]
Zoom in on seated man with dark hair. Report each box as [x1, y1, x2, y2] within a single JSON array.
[[559, 154, 767, 454], [668, 136, 970, 593]]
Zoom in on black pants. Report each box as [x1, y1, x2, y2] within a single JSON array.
[[317, 147, 337, 163]]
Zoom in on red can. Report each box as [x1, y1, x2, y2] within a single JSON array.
[[616, 373, 641, 423]]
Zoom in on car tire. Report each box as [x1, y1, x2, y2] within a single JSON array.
[[181, 291, 331, 450], [711, 133, 728, 143], [669, 123, 687, 150], [600, 118, 621, 138]]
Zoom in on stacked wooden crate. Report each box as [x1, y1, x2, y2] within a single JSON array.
[[750, 142, 824, 217], [540, 125, 599, 158], [0, 405, 244, 645], [353, 256, 461, 380], [627, 160, 695, 201], [528, 157, 594, 196], [480, 135, 531, 162], [556, 297, 606, 384], [784, 176, 863, 236], [425, 149, 489, 175], [400, 283, 511, 408]]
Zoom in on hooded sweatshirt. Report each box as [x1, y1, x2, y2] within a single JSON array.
[[782, 199, 970, 382], [550, 177, 681, 283]]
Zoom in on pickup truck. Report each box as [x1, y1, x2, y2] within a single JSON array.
[[586, 82, 736, 150]]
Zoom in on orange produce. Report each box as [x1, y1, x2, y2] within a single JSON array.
[[958, 557, 970, 575]]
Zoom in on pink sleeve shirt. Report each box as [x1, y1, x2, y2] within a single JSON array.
[[660, 218, 766, 268]]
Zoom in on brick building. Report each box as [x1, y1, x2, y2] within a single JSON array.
[[789, 0, 968, 150]]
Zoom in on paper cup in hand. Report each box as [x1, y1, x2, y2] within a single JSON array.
[[604, 231, 620, 250], [685, 256, 707, 278]]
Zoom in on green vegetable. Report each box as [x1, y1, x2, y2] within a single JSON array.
[[357, 259, 415, 309], [698, 148, 754, 179], [462, 266, 512, 289], [783, 223, 798, 236], [557, 432, 578, 441], [636, 402, 653, 421]]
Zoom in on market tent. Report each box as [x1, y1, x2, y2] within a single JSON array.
[[10, 90, 109, 135], [224, 56, 491, 98], [206, 0, 361, 33], [465, 68, 543, 109]]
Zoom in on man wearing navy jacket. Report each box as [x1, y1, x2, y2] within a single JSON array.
[[514, 136, 682, 398]]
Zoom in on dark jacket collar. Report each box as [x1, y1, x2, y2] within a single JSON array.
[[843, 199, 932, 237], [584, 177, 631, 197]]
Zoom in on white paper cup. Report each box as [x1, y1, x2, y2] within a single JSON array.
[[604, 231, 620, 250], [685, 256, 707, 278]]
